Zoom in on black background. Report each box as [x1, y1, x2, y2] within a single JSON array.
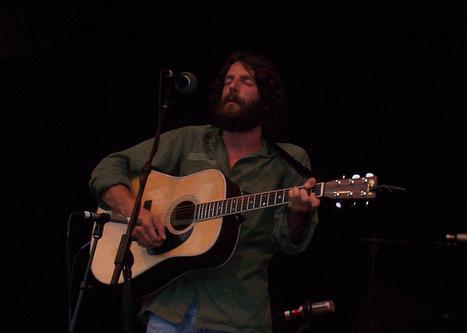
[[4, 1, 466, 332]]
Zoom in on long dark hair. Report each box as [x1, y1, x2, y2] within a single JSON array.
[[209, 50, 287, 140]]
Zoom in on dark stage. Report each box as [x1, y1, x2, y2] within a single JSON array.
[[4, 1, 466, 332]]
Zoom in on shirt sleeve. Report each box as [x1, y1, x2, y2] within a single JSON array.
[[272, 146, 319, 255], [88, 127, 186, 205]]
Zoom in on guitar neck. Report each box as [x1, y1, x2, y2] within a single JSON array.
[[194, 183, 324, 221]]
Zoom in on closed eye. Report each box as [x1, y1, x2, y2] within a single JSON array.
[[224, 75, 256, 87], [241, 76, 255, 86]]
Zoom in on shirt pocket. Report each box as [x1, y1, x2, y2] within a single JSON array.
[[179, 153, 218, 176], [236, 182, 278, 241]]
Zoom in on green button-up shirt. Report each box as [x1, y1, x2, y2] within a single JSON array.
[[89, 125, 318, 333]]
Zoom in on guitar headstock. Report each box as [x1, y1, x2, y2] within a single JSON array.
[[323, 173, 378, 200]]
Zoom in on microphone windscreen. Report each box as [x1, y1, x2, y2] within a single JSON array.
[[176, 71, 198, 95]]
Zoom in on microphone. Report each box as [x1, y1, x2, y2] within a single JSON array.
[[81, 211, 143, 226], [284, 300, 335, 321], [163, 69, 198, 94], [446, 233, 467, 243]]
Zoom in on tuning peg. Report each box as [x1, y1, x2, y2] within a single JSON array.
[[352, 174, 361, 179], [335, 202, 343, 209], [365, 172, 374, 177], [365, 200, 370, 207]]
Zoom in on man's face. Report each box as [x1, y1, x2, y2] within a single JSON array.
[[213, 61, 265, 132], [222, 61, 260, 108]]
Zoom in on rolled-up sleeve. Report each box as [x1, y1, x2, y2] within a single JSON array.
[[271, 144, 319, 254], [273, 205, 318, 254], [89, 152, 133, 197]]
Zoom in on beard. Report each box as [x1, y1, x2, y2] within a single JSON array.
[[212, 92, 267, 132]]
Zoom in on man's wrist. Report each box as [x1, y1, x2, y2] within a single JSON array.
[[287, 209, 312, 244]]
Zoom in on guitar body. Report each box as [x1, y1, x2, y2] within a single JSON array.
[[90, 169, 242, 299]]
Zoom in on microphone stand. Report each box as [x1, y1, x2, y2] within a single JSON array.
[[69, 214, 112, 333], [109, 69, 173, 333]]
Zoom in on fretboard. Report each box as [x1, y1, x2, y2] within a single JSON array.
[[194, 183, 323, 221]]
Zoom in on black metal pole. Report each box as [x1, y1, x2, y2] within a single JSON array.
[[109, 69, 173, 333], [69, 215, 110, 333]]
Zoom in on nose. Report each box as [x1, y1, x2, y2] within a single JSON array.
[[228, 85, 239, 96]]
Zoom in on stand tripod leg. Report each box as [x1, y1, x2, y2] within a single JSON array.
[[69, 232, 101, 333]]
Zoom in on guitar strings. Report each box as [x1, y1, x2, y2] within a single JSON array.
[[139, 179, 368, 219], [135, 185, 322, 218]]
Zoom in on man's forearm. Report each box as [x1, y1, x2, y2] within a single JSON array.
[[287, 209, 311, 244], [101, 184, 136, 216]]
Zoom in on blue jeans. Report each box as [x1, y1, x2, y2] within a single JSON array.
[[146, 301, 229, 333]]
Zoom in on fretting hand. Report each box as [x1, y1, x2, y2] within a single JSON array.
[[288, 177, 320, 214]]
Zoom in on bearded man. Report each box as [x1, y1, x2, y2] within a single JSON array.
[[89, 51, 320, 333]]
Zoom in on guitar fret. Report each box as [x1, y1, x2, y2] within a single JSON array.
[[254, 194, 261, 208], [213, 202, 217, 217], [203, 203, 208, 219], [248, 195, 254, 210], [204, 202, 211, 219], [230, 199, 235, 213], [268, 191, 276, 205], [242, 196, 248, 211], [209, 202, 214, 218], [204, 203, 209, 219], [222, 200, 226, 214], [226, 199, 232, 214], [284, 190, 290, 202], [227, 199, 232, 213], [228, 199, 232, 214], [313, 183, 322, 197], [220, 201, 224, 216], [217, 201, 222, 216], [199, 203, 203, 219], [203, 202, 208, 219], [276, 190, 285, 204], [213, 201, 218, 218], [261, 193, 268, 207]]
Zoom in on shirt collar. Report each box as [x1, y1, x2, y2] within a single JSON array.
[[205, 125, 277, 158]]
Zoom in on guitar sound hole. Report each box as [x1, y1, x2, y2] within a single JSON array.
[[170, 201, 195, 231]]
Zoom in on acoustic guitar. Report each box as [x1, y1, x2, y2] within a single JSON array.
[[90, 169, 377, 298]]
